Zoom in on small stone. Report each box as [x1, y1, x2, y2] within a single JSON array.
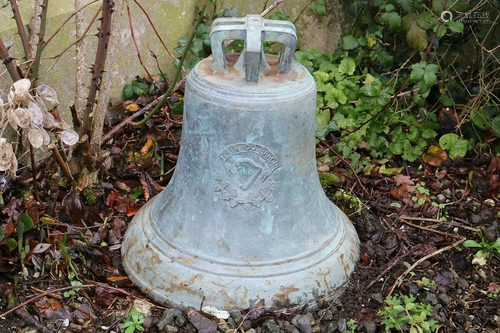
[[437, 293, 450, 305], [359, 321, 377, 333], [432, 304, 442, 316], [312, 324, 321, 333], [442, 188, 452, 198], [370, 293, 384, 305], [175, 314, 188, 327], [457, 279, 469, 290], [229, 308, 244, 325], [454, 312, 467, 325], [425, 292, 438, 305], [262, 320, 280, 333], [337, 318, 347, 333], [157, 311, 176, 331], [225, 330, 236, 333], [165, 324, 179, 333], [323, 310, 333, 321], [295, 315, 312, 333], [241, 320, 252, 331], [436, 194, 446, 203], [466, 329, 479, 333], [185, 323, 197, 333], [408, 283, 420, 295], [469, 214, 481, 224], [285, 324, 298, 333], [325, 322, 338, 333], [227, 317, 237, 329]]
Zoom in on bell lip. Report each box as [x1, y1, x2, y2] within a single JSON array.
[[125, 194, 356, 277], [121, 195, 360, 310], [189, 55, 316, 101]]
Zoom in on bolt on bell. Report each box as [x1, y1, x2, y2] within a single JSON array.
[[121, 15, 360, 310]]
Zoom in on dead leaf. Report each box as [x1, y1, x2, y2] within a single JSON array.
[[141, 138, 154, 155], [394, 174, 414, 187], [422, 145, 448, 167], [140, 172, 164, 201], [187, 307, 218, 333], [488, 282, 500, 292], [33, 243, 52, 254]]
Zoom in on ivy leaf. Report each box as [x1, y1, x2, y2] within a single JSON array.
[[338, 57, 356, 75], [325, 85, 348, 108], [397, 0, 413, 11], [447, 21, 464, 33], [123, 84, 135, 100], [381, 12, 402, 30], [417, 11, 437, 30], [342, 36, 359, 50], [439, 133, 468, 159], [407, 26, 428, 51]]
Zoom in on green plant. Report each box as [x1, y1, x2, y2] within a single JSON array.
[[295, 0, 499, 171], [378, 294, 439, 333], [415, 277, 436, 289], [120, 307, 146, 333], [463, 233, 500, 265], [347, 319, 357, 333]]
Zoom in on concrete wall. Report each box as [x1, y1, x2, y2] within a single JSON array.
[[0, 0, 347, 124]]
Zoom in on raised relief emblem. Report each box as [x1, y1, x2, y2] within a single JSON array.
[[213, 143, 279, 210]]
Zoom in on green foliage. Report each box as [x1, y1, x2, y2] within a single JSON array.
[[120, 307, 146, 333], [319, 172, 341, 188], [123, 80, 150, 100], [464, 234, 500, 255], [310, 0, 326, 16], [346, 319, 357, 333], [296, 0, 499, 169], [378, 294, 440, 332]]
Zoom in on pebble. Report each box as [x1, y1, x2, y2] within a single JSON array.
[[157, 311, 176, 331], [457, 279, 469, 290], [285, 324, 299, 333], [312, 324, 321, 333], [227, 317, 237, 329], [165, 324, 178, 333], [322, 310, 333, 321], [325, 322, 338, 333], [436, 194, 446, 203], [466, 329, 479, 333], [175, 314, 188, 327], [262, 320, 281, 333], [294, 315, 312, 333], [229, 308, 244, 325], [437, 293, 450, 305], [359, 321, 377, 333], [369, 293, 384, 305], [425, 292, 438, 305], [408, 283, 420, 295], [469, 214, 482, 224], [241, 320, 252, 331]]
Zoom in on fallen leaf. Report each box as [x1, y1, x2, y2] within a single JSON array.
[[488, 282, 500, 292], [187, 307, 218, 333], [201, 306, 230, 319], [394, 174, 414, 187], [141, 138, 154, 155], [422, 145, 448, 166]]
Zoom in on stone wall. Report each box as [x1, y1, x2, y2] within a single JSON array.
[[0, 0, 348, 123]]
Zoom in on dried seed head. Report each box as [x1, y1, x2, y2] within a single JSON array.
[[13, 107, 32, 129], [8, 79, 31, 105], [28, 102, 43, 126], [36, 85, 59, 104], [28, 127, 45, 148], [0, 139, 14, 172], [60, 129, 79, 146]]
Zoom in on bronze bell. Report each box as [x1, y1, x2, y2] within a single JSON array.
[[121, 15, 360, 310]]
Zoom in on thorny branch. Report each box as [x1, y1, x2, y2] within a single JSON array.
[[9, 0, 32, 59], [80, 0, 114, 138], [0, 37, 22, 81]]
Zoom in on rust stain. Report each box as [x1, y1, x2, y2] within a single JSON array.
[[273, 285, 299, 307], [182, 274, 203, 287], [339, 253, 349, 282]]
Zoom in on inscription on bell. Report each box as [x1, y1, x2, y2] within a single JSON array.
[[214, 143, 279, 210]]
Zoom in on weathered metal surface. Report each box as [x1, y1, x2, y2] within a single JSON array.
[[121, 15, 360, 310]]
